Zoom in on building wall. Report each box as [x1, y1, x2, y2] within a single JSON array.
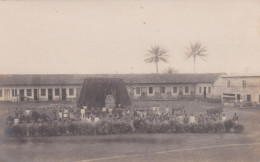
[[0, 85, 81, 102], [194, 83, 215, 98], [214, 76, 260, 103], [0, 82, 220, 102], [127, 83, 196, 100]]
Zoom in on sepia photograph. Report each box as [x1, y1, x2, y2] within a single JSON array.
[[0, 0, 260, 161]]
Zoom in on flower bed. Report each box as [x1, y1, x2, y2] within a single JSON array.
[[4, 119, 244, 137]]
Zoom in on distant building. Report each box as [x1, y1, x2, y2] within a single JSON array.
[[214, 74, 260, 104], [0, 73, 223, 102]]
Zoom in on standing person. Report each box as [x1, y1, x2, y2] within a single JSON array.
[[151, 105, 156, 113], [198, 114, 205, 125], [232, 113, 238, 124], [53, 108, 57, 120], [189, 114, 196, 124], [165, 106, 169, 114], [182, 106, 185, 115], [63, 108, 68, 119], [178, 114, 184, 124], [25, 108, 30, 116], [81, 107, 86, 119], [58, 111, 63, 121], [222, 113, 227, 123], [108, 107, 113, 118], [183, 114, 189, 124]]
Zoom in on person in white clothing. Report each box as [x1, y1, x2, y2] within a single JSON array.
[[85, 115, 92, 123], [25, 108, 30, 116], [58, 111, 63, 120], [94, 116, 100, 124], [165, 106, 169, 114], [81, 107, 86, 119], [189, 114, 196, 124], [222, 114, 227, 122]]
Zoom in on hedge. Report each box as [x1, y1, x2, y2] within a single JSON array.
[[4, 119, 244, 137]]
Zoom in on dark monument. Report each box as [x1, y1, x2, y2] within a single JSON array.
[[77, 78, 132, 108]]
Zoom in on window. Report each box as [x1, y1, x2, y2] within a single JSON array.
[[247, 95, 251, 102], [259, 95, 260, 102], [0, 89, 2, 97], [185, 86, 189, 93], [227, 80, 230, 88], [69, 88, 74, 96], [208, 87, 211, 94], [12, 89, 17, 96], [55, 88, 60, 96], [27, 89, 32, 96], [41, 89, 46, 96], [173, 87, 178, 93], [136, 87, 141, 95], [199, 87, 202, 93], [237, 94, 241, 101], [148, 87, 153, 94], [242, 80, 246, 88], [161, 87, 166, 94]]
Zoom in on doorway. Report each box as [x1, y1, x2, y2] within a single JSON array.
[[19, 89, 25, 102], [203, 87, 207, 98], [34, 89, 38, 100], [48, 89, 53, 101], [62, 88, 66, 101]]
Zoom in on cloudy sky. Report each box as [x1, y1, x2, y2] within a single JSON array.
[[0, 0, 260, 74]]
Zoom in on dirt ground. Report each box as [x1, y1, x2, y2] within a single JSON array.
[[0, 101, 260, 162]]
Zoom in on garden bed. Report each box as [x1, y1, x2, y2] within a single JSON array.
[[4, 119, 244, 137]]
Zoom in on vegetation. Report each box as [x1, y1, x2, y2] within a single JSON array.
[[184, 42, 207, 73], [162, 66, 178, 74], [5, 119, 243, 137], [144, 45, 169, 74]]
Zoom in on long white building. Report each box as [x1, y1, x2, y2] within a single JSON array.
[[0, 73, 223, 102]]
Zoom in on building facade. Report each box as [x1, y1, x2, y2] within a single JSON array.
[[0, 73, 223, 102], [214, 74, 260, 104]]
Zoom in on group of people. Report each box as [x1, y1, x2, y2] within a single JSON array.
[[8, 104, 239, 126]]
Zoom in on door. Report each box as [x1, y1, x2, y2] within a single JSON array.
[[62, 88, 66, 101], [4, 89, 10, 100], [34, 89, 38, 100], [19, 89, 24, 102], [141, 87, 147, 99], [203, 87, 207, 98], [247, 95, 251, 102], [48, 89, 53, 101], [237, 94, 241, 101]]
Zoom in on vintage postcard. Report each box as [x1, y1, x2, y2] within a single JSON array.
[[0, 0, 260, 162]]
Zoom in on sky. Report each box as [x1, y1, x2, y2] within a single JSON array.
[[0, 0, 260, 74]]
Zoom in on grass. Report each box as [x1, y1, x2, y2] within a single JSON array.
[[0, 100, 260, 162]]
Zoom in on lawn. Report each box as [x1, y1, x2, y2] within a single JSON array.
[[0, 101, 260, 162]]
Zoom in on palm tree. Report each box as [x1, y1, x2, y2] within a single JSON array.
[[162, 66, 178, 74], [184, 42, 207, 73], [144, 45, 168, 74]]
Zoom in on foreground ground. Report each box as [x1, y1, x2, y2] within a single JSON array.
[[0, 101, 260, 162]]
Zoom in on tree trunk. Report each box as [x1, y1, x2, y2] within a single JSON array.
[[156, 62, 158, 74], [193, 56, 196, 73]]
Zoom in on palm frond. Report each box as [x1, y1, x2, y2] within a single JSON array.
[[159, 57, 168, 62]]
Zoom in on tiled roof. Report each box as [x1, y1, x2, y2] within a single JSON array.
[[0, 73, 223, 86]]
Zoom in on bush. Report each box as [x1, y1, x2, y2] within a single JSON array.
[[234, 124, 244, 133], [223, 119, 234, 132], [4, 119, 244, 137], [31, 111, 40, 122]]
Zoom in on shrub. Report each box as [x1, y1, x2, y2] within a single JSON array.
[[4, 119, 244, 137], [234, 124, 244, 133], [31, 111, 40, 122], [223, 119, 233, 132]]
